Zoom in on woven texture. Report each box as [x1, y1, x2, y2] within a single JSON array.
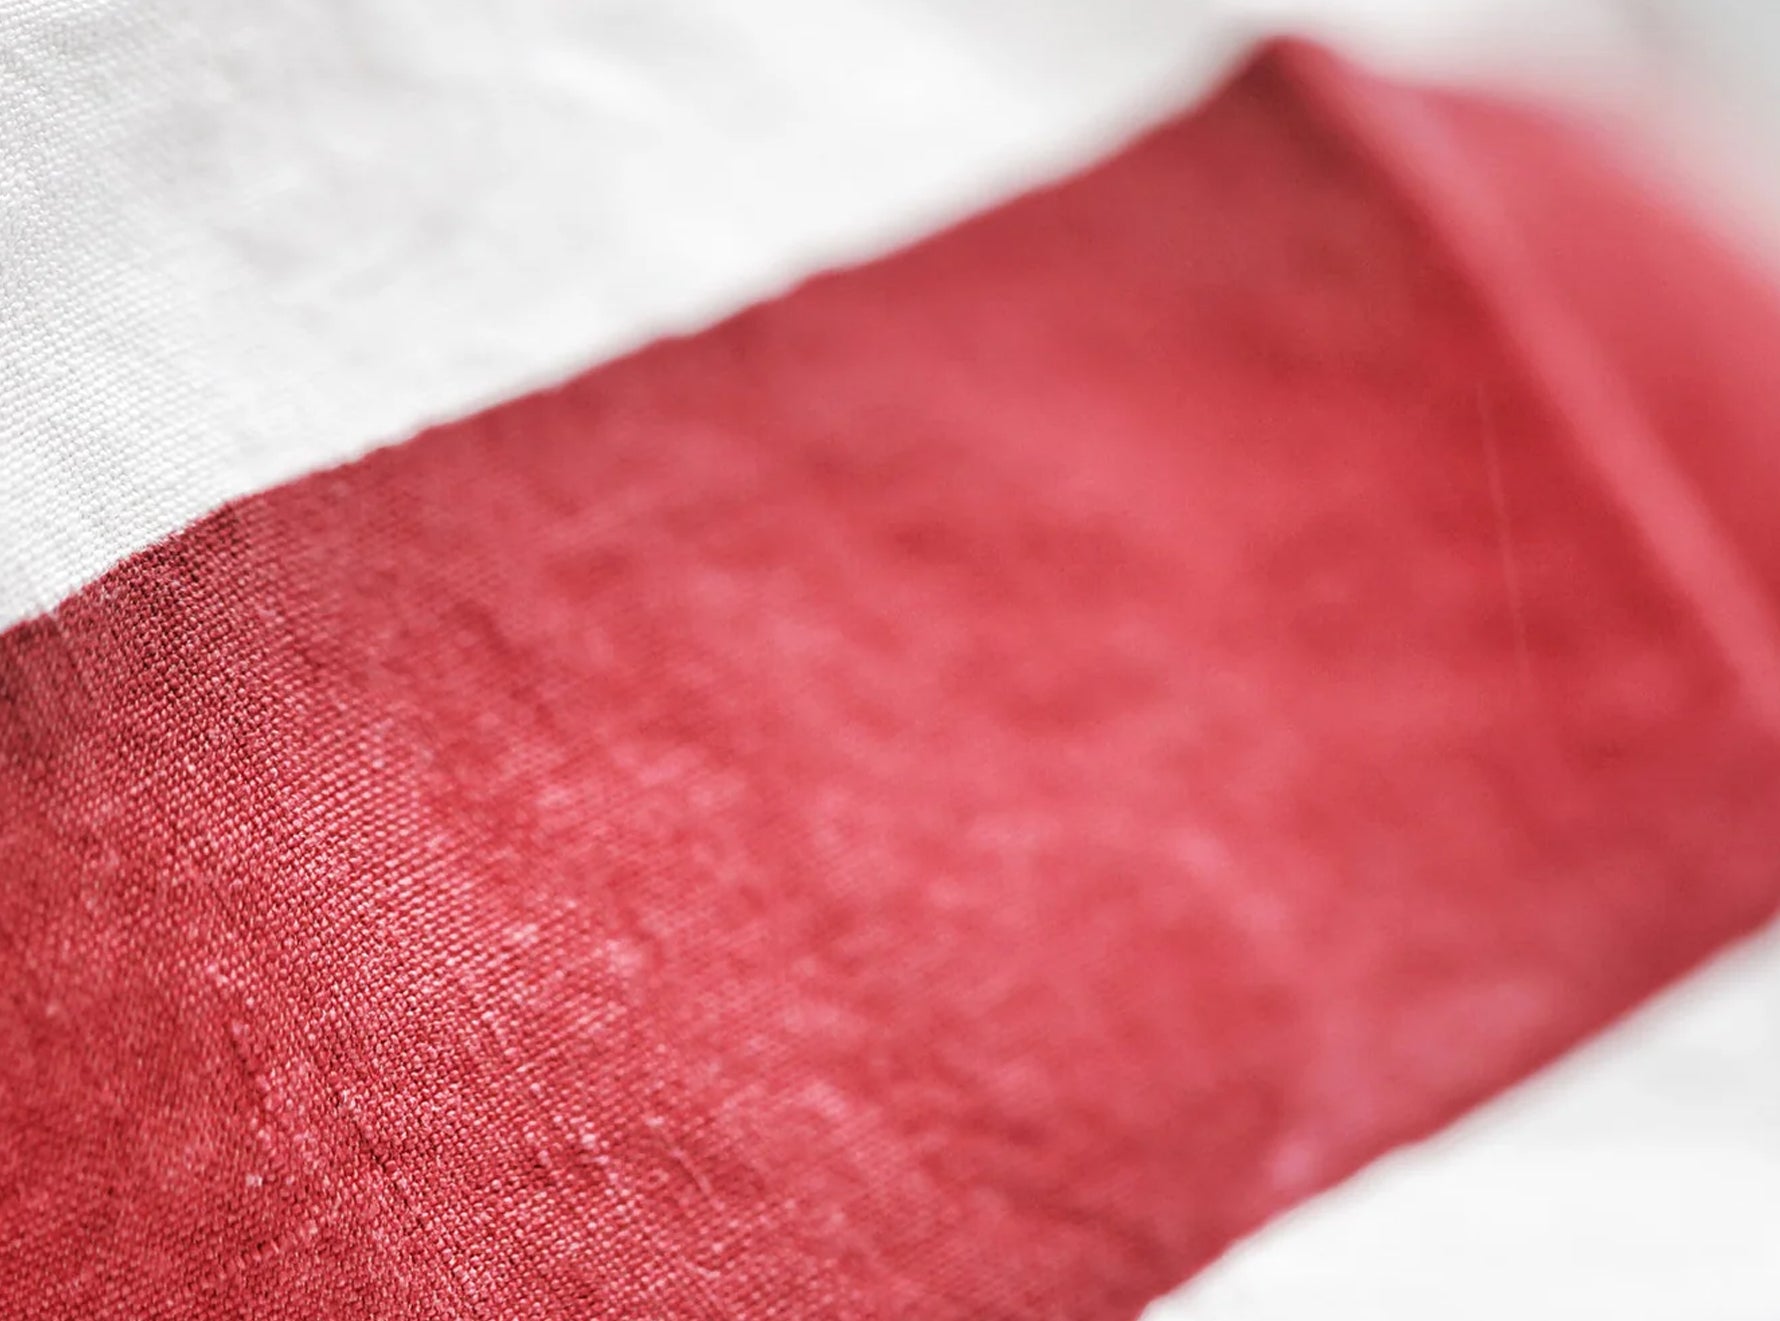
[[4, 43, 1780, 1318], [0, 0, 1230, 627]]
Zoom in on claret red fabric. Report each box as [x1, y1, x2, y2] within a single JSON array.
[[5, 40, 1780, 1318]]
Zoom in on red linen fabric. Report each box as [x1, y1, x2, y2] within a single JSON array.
[[4, 39, 1779, 1319]]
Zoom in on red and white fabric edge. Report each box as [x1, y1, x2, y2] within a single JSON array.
[[0, 0, 1658, 630], [0, 0, 1238, 626], [1158, 923, 1780, 1318]]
